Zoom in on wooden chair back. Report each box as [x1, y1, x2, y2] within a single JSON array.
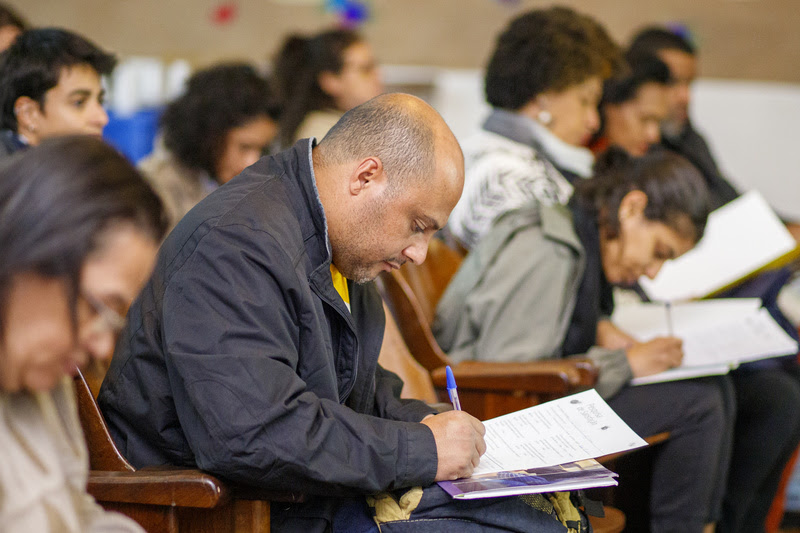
[[399, 238, 465, 324], [75, 371, 135, 472], [376, 302, 439, 404], [377, 269, 451, 373], [376, 238, 465, 373], [73, 368, 288, 532]]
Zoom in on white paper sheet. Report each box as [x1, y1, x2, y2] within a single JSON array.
[[473, 389, 647, 475], [613, 300, 798, 385]]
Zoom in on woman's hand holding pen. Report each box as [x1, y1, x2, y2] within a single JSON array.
[[626, 337, 684, 378], [422, 411, 486, 481]]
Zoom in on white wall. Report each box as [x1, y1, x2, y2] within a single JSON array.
[[692, 80, 800, 220]]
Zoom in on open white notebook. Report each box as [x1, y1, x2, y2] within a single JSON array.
[[612, 299, 798, 385], [438, 389, 647, 499], [639, 191, 798, 302]]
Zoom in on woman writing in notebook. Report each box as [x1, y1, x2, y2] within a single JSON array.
[[435, 148, 731, 533]]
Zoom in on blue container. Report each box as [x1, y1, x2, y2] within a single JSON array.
[[103, 107, 163, 163]]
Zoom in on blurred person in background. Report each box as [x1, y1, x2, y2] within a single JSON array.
[[627, 27, 741, 212], [0, 28, 115, 158], [629, 26, 800, 532], [436, 149, 731, 533], [591, 52, 672, 157], [447, 6, 623, 250], [0, 136, 166, 531], [0, 2, 27, 52], [273, 28, 383, 148], [138, 63, 281, 231]]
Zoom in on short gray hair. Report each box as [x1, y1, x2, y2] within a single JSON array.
[[316, 95, 436, 189]]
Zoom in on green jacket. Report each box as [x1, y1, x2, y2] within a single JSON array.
[[433, 203, 632, 399]]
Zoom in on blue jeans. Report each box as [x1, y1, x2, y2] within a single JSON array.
[[332, 485, 584, 532]]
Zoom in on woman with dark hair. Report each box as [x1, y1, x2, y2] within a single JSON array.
[[139, 62, 281, 229], [591, 52, 673, 156], [273, 28, 383, 148], [435, 149, 732, 533], [0, 136, 166, 530], [448, 6, 624, 250]]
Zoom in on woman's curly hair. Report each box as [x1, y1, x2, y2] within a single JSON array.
[[485, 6, 624, 110], [161, 63, 281, 178]]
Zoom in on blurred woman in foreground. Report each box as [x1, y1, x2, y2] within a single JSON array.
[[0, 136, 166, 531]]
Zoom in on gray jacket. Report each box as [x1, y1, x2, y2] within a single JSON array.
[[433, 203, 632, 399]]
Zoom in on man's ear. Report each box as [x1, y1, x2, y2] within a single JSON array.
[[348, 157, 387, 196], [13, 96, 44, 140], [618, 190, 649, 222]]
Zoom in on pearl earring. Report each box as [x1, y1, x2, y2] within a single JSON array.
[[537, 109, 552, 126]]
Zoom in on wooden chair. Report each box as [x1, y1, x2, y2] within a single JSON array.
[[377, 238, 599, 420], [74, 370, 303, 533]]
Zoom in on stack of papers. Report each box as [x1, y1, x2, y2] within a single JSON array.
[[438, 389, 647, 499], [612, 299, 798, 385]]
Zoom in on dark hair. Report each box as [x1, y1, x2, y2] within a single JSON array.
[[316, 94, 435, 189], [602, 52, 672, 106], [485, 6, 623, 110], [0, 28, 117, 132], [0, 136, 167, 333], [629, 26, 696, 57], [273, 29, 361, 147], [574, 147, 710, 241], [0, 3, 27, 32], [160, 62, 280, 179]]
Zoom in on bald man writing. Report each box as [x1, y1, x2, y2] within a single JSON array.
[[99, 94, 582, 532]]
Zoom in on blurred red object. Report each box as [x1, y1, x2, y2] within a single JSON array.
[[211, 3, 237, 25]]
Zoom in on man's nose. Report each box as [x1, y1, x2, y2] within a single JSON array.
[[403, 238, 429, 266]]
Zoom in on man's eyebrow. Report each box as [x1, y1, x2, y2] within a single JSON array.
[[67, 88, 93, 98], [422, 215, 442, 231]]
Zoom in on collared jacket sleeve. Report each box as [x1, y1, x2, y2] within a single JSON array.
[[434, 213, 632, 399], [161, 223, 437, 496]]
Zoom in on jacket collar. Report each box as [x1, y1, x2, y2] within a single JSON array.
[[1, 129, 27, 155], [483, 108, 595, 178], [291, 139, 357, 324]]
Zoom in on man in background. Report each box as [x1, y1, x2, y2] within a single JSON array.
[[0, 27, 114, 158]]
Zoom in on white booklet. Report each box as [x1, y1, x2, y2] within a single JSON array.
[[612, 299, 798, 385], [438, 389, 647, 499], [639, 191, 798, 302]]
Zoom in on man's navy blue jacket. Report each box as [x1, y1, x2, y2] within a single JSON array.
[[98, 140, 438, 531]]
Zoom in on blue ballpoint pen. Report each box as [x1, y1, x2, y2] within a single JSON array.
[[445, 365, 462, 411]]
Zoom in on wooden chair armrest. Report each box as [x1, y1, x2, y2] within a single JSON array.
[[87, 469, 229, 508], [430, 359, 598, 395]]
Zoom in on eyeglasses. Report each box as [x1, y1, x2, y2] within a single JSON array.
[[81, 291, 127, 335]]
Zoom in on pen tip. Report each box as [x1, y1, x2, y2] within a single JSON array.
[[446, 365, 456, 389]]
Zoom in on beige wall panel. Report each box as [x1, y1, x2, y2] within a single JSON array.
[[10, 0, 800, 82]]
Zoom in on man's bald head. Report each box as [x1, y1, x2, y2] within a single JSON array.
[[312, 94, 464, 283], [315, 93, 462, 192]]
